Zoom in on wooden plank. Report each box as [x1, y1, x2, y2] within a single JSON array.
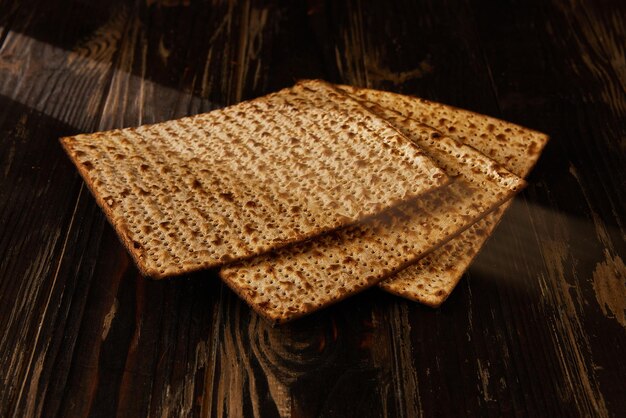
[[314, 1, 513, 416], [28, 1, 285, 417], [469, 0, 626, 416], [0, 1, 128, 415], [315, 0, 625, 416]]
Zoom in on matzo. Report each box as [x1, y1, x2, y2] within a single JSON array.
[[60, 80, 448, 278], [337, 85, 547, 177], [220, 99, 525, 323], [336, 85, 549, 306]]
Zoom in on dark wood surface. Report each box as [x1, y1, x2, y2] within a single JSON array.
[[1, 0, 625, 416]]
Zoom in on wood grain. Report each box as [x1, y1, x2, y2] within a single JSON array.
[[0, 0, 624, 416]]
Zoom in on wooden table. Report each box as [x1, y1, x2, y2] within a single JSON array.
[[1, 0, 624, 416]]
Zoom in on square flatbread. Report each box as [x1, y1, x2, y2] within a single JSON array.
[[336, 85, 549, 306], [60, 80, 448, 278], [220, 94, 525, 323]]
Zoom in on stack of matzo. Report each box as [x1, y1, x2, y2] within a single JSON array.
[[61, 79, 548, 323]]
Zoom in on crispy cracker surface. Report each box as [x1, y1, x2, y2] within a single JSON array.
[[60, 80, 448, 278]]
